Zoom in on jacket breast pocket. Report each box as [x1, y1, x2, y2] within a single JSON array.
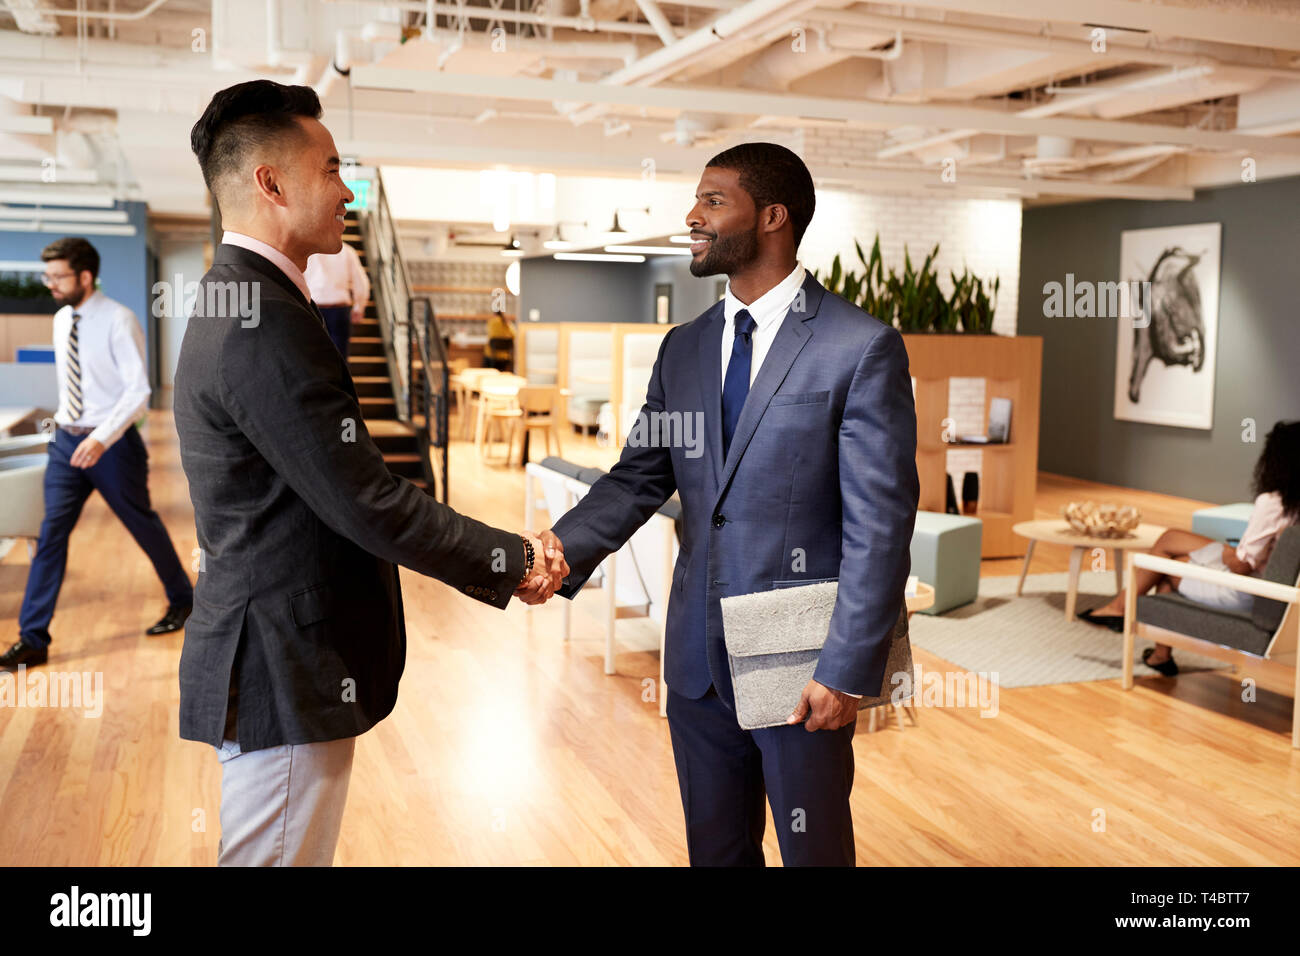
[[290, 583, 332, 627], [770, 390, 830, 407]]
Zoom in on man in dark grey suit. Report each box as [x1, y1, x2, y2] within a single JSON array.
[[539, 144, 919, 865], [177, 81, 564, 866]]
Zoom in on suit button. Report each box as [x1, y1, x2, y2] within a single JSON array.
[[712, 514, 726, 527]]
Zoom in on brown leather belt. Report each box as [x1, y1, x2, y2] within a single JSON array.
[[60, 425, 96, 437]]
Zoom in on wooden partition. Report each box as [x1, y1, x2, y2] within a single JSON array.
[[611, 324, 674, 440], [0, 313, 53, 363], [904, 334, 1043, 559]]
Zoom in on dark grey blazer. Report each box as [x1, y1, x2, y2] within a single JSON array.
[[173, 243, 525, 751]]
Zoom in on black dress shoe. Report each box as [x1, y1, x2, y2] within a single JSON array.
[[1142, 647, 1179, 676], [1077, 607, 1124, 633], [0, 640, 47, 671], [146, 604, 192, 635]]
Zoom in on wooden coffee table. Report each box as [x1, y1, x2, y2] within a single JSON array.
[[1012, 520, 1165, 621]]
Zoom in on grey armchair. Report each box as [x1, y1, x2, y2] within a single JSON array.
[[0, 451, 49, 547], [1122, 525, 1300, 747], [0, 433, 52, 458]]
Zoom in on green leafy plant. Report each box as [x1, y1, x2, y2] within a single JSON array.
[[948, 267, 999, 334], [0, 272, 52, 300], [813, 234, 1001, 334]]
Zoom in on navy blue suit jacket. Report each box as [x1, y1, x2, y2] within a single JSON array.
[[552, 272, 919, 707]]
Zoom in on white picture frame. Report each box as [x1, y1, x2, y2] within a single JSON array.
[[1113, 222, 1221, 430]]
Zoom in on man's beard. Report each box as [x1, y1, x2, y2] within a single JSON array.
[[52, 287, 88, 308], [689, 226, 759, 278]]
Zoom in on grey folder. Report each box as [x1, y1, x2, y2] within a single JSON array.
[[720, 581, 913, 731]]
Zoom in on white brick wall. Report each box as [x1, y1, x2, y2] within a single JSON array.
[[795, 126, 1022, 338], [791, 127, 1025, 491]]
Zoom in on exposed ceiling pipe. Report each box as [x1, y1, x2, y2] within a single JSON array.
[[804, 7, 1300, 83], [1018, 65, 1217, 118], [318, 0, 666, 38], [881, 65, 1226, 161], [35, 0, 173, 21], [634, 0, 678, 46], [819, 27, 902, 60], [560, 0, 828, 125], [418, 25, 639, 66], [265, 0, 321, 80]]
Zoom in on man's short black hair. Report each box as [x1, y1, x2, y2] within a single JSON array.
[[190, 80, 323, 196], [41, 237, 99, 281], [706, 142, 816, 247]]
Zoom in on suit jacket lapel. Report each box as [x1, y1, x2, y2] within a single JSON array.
[[214, 243, 312, 312], [713, 274, 827, 507], [696, 301, 725, 492]]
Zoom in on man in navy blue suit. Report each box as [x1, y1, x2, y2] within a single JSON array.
[[537, 143, 919, 866]]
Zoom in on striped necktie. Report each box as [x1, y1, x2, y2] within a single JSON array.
[[66, 311, 84, 422]]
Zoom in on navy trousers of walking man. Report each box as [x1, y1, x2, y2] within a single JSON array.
[[18, 424, 194, 650]]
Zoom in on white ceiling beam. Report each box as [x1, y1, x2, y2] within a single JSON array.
[[807, 7, 1300, 81], [819, 164, 1194, 200], [0, 114, 53, 135], [880, 0, 1300, 53], [350, 66, 1300, 155]]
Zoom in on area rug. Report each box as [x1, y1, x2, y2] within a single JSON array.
[[905, 570, 1231, 688]]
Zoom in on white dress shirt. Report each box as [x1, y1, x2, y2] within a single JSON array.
[[53, 290, 150, 449], [304, 244, 370, 317], [221, 231, 312, 304], [721, 262, 806, 387]]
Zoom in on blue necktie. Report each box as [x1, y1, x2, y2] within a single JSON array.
[[721, 308, 756, 458]]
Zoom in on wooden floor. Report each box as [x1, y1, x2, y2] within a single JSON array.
[[1, 409, 1298, 866]]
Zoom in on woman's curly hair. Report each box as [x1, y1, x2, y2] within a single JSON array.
[[1253, 420, 1300, 519]]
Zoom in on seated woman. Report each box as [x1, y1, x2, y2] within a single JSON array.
[[1077, 420, 1300, 676]]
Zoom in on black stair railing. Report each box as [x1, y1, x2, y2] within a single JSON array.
[[408, 296, 449, 504]]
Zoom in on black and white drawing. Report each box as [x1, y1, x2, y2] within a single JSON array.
[[1114, 222, 1221, 430]]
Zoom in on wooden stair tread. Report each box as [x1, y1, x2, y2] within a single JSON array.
[[366, 419, 417, 436]]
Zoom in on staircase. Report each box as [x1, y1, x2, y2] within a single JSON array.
[[342, 209, 431, 494]]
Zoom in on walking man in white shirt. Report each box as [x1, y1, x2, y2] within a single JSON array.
[[0, 237, 195, 672], [303, 242, 369, 359]]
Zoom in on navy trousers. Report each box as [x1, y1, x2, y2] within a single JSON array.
[[319, 306, 352, 360], [665, 685, 857, 866], [18, 426, 194, 649]]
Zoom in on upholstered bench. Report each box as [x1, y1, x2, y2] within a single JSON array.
[[1192, 502, 1255, 544], [909, 511, 982, 615]]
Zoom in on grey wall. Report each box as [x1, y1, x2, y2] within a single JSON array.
[[519, 256, 654, 325], [518, 254, 723, 328], [1018, 175, 1300, 505]]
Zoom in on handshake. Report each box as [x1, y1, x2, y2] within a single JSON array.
[[514, 529, 569, 605]]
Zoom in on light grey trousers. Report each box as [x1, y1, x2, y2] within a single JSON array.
[[214, 734, 356, 866]]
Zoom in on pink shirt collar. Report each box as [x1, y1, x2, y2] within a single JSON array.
[[221, 231, 312, 304]]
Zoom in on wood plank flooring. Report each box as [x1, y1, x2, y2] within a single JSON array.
[[1, 410, 1297, 866]]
